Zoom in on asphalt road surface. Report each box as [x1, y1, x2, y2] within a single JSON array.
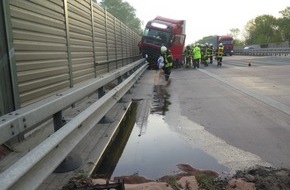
[[164, 55, 290, 172]]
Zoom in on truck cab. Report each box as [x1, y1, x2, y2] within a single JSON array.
[[219, 36, 234, 56], [139, 16, 186, 69]]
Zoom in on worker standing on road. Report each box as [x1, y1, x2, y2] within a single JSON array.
[[160, 46, 173, 81], [207, 43, 214, 64], [192, 43, 201, 69], [203, 43, 209, 67], [184, 45, 192, 68], [216, 43, 224, 66]]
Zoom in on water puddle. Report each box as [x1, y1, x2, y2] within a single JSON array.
[[94, 85, 229, 180], [111, 114, 229, 180]]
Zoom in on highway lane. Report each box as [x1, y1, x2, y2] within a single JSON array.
[[165, 56, 290, 171]]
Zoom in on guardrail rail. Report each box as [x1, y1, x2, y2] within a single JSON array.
[[0, 59, 147, 190], [234, 48, 290, 56]]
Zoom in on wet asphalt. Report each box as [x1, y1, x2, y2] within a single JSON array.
[[98, 56, 290, 180]]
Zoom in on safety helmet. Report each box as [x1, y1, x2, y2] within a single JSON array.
[[210, 43, 213, 47], [160, 46, 167, 53], [219, 43, 223, 46], [195, 43, 199, 47], [205, 43, 208, 46]]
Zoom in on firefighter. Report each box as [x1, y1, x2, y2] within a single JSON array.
[[184, 45, 192, 68], [216, 43, 224, 66], [200, 44, 208, 67], [207, 43, 214, 64], [204, 43, 209, 66], [192, 43, 201, 69], [160, 46, 173, 81]]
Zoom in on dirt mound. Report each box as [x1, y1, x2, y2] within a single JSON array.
[[63, 165, 290, 190], [228, 166, 290, 190]]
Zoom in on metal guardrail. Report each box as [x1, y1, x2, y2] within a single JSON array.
[[0, 60, 148, 190], [0, 59, 144, 145], [234, 48, 290, 56]]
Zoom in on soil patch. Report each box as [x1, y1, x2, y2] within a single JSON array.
[[228, 166, 290, 190], [63, 165, 290, 190]]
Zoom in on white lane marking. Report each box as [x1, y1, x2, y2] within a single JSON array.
[[175, 115, 272, 172]]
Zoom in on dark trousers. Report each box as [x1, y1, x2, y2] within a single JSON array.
[[217, 57, 223, 66], [209, 56, 213, 63], [162, 67, 171, 81], [193, 59, 200, 68], [185, 56, 191, 67]]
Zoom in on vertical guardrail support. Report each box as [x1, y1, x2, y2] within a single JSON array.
[[53, 111, 63, 132], [117, 76, 122, 85], [98, 87, 105, 98], [53, 110, 82, 173]]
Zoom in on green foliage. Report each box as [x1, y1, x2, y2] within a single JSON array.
[[244, 15, 282, 45], [244, 7, 290, 46], [233, 39, 244, 46], [195, 173, 216, 190], [165, 176, 183, 190], [229, 28, 245, 45], [100, 0, 143, 34], [229, 28, 239, 39], [277, 7, 290, 45]]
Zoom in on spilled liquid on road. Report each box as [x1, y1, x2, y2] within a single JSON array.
[[94, 85, 229, 180]]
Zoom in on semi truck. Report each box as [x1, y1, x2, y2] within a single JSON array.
[[201, 35, 234, 56], [138, 16, 186, 69]]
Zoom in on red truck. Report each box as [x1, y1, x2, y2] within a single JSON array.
[[138, 16, 186, 69], [202, 35, 234, 56]]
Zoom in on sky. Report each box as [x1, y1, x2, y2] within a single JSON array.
[[124, 0, 289, 44]]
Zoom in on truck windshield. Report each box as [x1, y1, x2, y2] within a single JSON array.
[[143, 28, 171, 45], [220, 40, 233, 45]]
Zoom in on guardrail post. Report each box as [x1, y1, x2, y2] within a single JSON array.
[[53, 110, 82, 173], [117, 76, 126, 103], [98, 86, 110, 123], [117, 76, 122, 85], [98, 87, 105, 98], [54, 153, 82, 173], [53, 111, 63, 132]]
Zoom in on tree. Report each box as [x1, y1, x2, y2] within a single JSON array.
[[244, 15, 282, 45], [229, 28, 244, 46], [229, 28, 239, 39], [278, 7, 290, 46], [99, 0, 143, 34]]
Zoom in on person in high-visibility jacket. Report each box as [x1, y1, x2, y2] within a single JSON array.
[[160, 46, 173, 81], [201, 43, 209, 67], [184, 45, 192, 68], [207, 43, 214, 64], [192, 43, 201, 69], [216, 43, 224, 66]]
